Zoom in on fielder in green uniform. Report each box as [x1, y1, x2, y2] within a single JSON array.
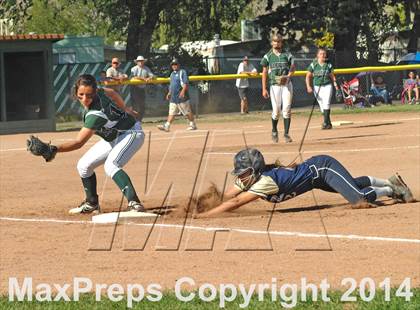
[[261, 34, 296, 143], [305, 48, 338, 129], [55, 74, 146, 214]]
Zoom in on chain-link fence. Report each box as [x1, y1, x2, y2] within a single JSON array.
[[53, 51, 416, 120]]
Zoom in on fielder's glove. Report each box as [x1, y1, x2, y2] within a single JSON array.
[[26, 135, 58, 162], [275, 75, 288, 86]]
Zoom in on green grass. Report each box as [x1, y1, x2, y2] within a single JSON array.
[[1, 289, 419, 309], [55, 104, 420, 132]]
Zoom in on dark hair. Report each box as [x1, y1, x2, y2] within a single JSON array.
[[271, 34, 283, 41], [317, 47, 327, 53], [74, 74, 97, 98], [264, 159, 298, 171]]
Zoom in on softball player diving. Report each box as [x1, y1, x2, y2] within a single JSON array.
[[305, 47, 339, 129], [261, 34, 296, 143], [196, 148, 415, 217], [28, 74, 146, 214]]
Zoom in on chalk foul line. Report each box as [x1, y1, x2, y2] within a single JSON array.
[[0, 216, 419, 244]]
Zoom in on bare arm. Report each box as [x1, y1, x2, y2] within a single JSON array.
[[305, 72, 313, 93], [196, 191, 260, 218], [57, 127, 94, 152], [179, 83, 189, 98], [103, 88, 138, 117], [262, 66, 269, 98], [103, 87, 125, 109], [222, 185, 243, 200], [287, 64, 296, 77], [330, 73, 338, 89]]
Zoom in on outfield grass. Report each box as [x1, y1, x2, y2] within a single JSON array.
[[1, 289, 419, 309]]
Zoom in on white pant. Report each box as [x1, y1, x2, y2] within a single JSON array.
[[77, 122, 144, 179], [314, 84, 332, 112], [270, 83, 293, 119]]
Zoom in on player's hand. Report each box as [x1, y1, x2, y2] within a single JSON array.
[[262, 89, 269, 99], [166, 93, 170, 100], [179, 91, 185, 99], [125, 106, 139, 118], [307, 86, 313, 94]]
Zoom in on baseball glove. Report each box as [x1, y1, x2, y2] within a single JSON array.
[[26, 135, 58, 162], [275, 75, 288, 86], [192, 183, 223, 214]]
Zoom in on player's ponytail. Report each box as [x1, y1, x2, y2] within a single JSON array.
[[264, 158, 298, 171]]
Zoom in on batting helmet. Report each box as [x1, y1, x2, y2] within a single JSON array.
[[232, 148, 266, 189]]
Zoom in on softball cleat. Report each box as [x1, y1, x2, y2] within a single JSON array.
[[69, 201, 100, 214], [284, 134, 293, 143], [127, 201, 145, 212], [187, 124, 197, 130], [157, 124, 170, 132], [388, 173, 415, 203], [271, 131, 279, 143]]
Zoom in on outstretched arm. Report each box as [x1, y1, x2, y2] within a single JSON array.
[[196, 191, 260, 218], [222, 185, 242, 200], [57, 127, 94, 152]]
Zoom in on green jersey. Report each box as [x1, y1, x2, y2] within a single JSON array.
[[307, 61, 333, 86], [83, 88, 136, 142], [261, 50, 294, 86]]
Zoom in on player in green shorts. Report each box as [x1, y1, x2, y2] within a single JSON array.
[[261, 34, 296, 143], [305, 47, 339, 129]]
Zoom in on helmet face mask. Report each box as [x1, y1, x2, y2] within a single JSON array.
[[236, 167, 257, 190], [232, 148, 265, 190]]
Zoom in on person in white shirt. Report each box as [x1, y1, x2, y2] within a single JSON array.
[[235, 56, 257, 114], [130, 55, 155, 120], [106, 57, 128, 93]]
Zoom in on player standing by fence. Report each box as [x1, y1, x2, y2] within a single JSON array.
[[130, 55, 155, 121], [236, 56, 257, 114], [261, 34, 295, 143], [305, 48, 339, 129]]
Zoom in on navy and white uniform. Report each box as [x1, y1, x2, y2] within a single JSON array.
[[235, 155, 376, 204]]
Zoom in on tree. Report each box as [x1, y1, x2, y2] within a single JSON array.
[[257, 0, 412, 67], [401, 0, 419, 52], [157, 0, 251, 46], [3, 0, 251, 62]]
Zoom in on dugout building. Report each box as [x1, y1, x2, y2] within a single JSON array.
[[0, 34, 64, 134]]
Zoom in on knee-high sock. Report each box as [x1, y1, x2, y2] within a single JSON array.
[[368, 176, 390, 187], [373, 186, 393, 198], [283, 118, 291, 135], [323, 109, 331, 125], [112, 169, 140, 202], [272, 118, 278, 132], [81, 173, 98, 204]]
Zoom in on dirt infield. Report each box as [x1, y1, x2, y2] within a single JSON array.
[[0, 111, 419, 294]]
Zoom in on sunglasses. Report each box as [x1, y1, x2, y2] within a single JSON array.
[[112, 62, 119, 64]]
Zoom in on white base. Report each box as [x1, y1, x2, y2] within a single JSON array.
[[92, 211, 159, 223], [331, 120, 354, 126]]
